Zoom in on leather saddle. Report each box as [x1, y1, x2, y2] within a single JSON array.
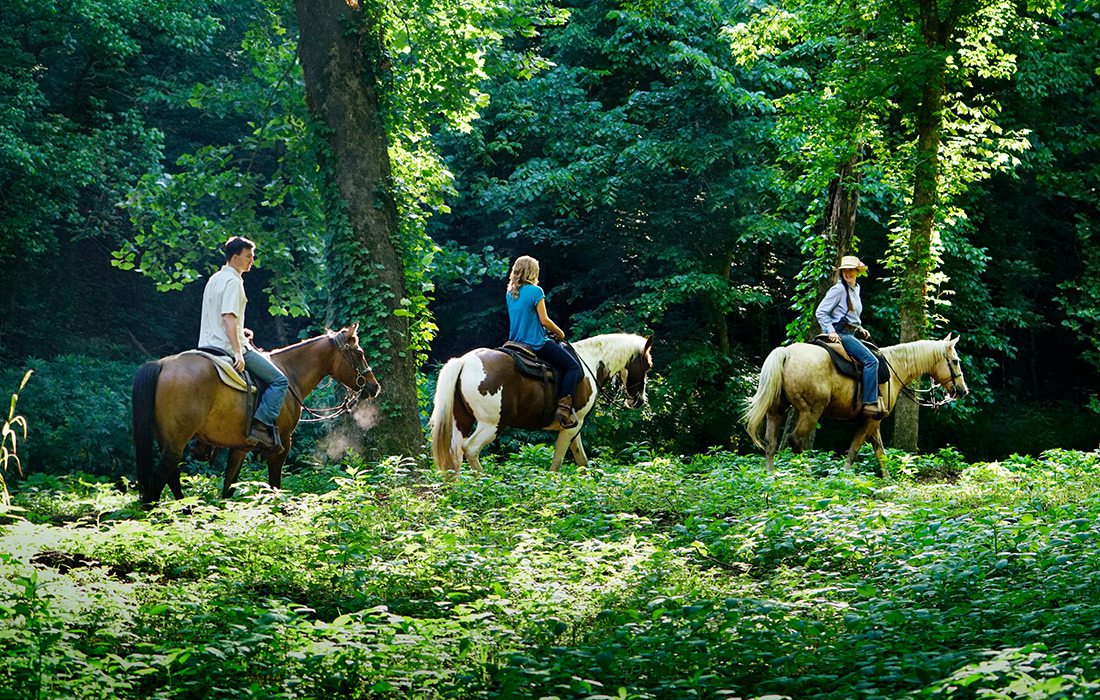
[[495, 341, 575, 425], [497, 341, 556, 384], [811, 337, 890, 385]]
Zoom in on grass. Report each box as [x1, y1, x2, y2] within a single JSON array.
[[1, 447, 1099, 699]]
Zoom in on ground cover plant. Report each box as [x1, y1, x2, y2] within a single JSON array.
[[1, 447, 1099, 699]]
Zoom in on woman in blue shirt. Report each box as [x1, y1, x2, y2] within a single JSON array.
[[506, 255, 582, 427], [815, 255, 885, 419]]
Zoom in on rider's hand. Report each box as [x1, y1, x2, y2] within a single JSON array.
[[233, 352, 245, 372], [827, 332, 840, 343], [860, 327, 871, 340]]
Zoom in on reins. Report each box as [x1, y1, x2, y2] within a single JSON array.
[[873, 342, 961, 409], [285, 334, 374, 423]]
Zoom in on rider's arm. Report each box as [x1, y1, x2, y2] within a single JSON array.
[[815, 284, 845, 340], [223, 313, 245, 370], [536, 298, 565, 341]]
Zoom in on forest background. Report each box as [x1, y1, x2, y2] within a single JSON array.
[[2, 0, 1099, 478]]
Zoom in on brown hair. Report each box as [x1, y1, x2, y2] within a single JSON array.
[[224, 236, 255, 263], [507, 256, 540, 299]]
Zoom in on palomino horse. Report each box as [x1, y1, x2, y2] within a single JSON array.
[[744, 335, 968, 474], [131, 324, 380, 504], [430, 334, 653, 479]]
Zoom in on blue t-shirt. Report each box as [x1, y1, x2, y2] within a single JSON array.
[[506, 284, 548, 349]]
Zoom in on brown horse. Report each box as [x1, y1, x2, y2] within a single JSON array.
[[131, 324, 380, 504], [430, 333, 653, 479], [744, 335, 968, 474]]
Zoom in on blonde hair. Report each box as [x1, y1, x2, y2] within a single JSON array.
[[507, 255, 540, 299]]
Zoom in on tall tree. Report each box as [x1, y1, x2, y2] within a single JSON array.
[[294, 0, 422, 457]]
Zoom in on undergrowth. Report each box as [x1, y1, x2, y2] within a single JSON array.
[[2, 447, 1099, 699]]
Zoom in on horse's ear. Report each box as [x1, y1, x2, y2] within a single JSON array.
[[349, 321, 359, 334], [644, 335, 654, 352], [943, 332, 954, 342]]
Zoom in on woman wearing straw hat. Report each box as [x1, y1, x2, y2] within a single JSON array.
[[815, 255, 886, 419]]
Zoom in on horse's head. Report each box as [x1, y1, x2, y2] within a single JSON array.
[[932, 334, 969, 399], [620, 336, 654, 408], [333, 322, 381, 401]]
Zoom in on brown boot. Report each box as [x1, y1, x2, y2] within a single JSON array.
[[861, 398, 887, 420], [555, 396, 579, 429], [246, 419, 281, 450]]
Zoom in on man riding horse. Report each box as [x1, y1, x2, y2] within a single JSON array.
[[198, 236, 288, 449]]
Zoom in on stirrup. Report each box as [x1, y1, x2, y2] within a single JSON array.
[[861, 398, 886, 419], [247, 419, 281, 450], [556, 402, 578, 429]]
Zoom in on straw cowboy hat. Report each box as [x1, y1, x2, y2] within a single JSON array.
[[838, 255, 868, 273]]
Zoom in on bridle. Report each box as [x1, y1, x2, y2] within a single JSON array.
[[289, 333, 375, 423], [568, 342, 649, 409], [882, 346, 964, 409]]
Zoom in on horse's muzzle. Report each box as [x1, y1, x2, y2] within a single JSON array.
[[362, 380, 382, 400]]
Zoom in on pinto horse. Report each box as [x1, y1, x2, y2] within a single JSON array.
[[430, 333, 653, 479], [744, 335, 968, 474], [131, 324, 380, 504]]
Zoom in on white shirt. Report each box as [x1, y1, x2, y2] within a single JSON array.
[[198, 265, 250, 353]]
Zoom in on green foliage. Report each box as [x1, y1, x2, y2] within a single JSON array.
[[4, 448, 1100, 698], [0, 357, 133, 477], [115, 2, 328, 318], [430, 0, 794, 451]]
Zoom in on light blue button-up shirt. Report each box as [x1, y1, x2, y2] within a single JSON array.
[[816, 280, 863, 335]]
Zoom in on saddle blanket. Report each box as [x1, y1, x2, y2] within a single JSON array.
[[180, 350, 254, 392]]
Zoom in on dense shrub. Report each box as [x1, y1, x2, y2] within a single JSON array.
[[5, 448, 1100, 698], [0, 356, 135, 476]]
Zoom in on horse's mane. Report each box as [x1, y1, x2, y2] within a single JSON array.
[[882, 338, 945, 376], [270, 329, 343, 356], [572, 333, 648, 370]]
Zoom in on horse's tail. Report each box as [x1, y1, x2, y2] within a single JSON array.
[[429, 357, 466, 473], [743, 346, 788, 449], [131, 361, 162, 501]]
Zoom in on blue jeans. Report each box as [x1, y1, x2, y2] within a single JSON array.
[[244, 350, 289, 425], [535, 340, 582, 399], [839, 333, 879, 405]]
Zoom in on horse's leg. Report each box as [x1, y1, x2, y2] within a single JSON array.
[[867, 427, 888, 478], [222, 448, 248, 498], [788, 409, 819, 454], [552, 428, 582, 471], [764, 409, 783, 473], [158, 446, 186, 501], [568, 433, 589, 469], [266, 437, 290, 490], [844, 420, 880, 471], [463, 422, 498, 474]]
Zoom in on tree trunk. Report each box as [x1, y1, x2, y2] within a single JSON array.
[[296, 0, 422, 459], [893, 9, 948, 452], [815, 151, 865, 305], [805, 152, 866, 451]]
